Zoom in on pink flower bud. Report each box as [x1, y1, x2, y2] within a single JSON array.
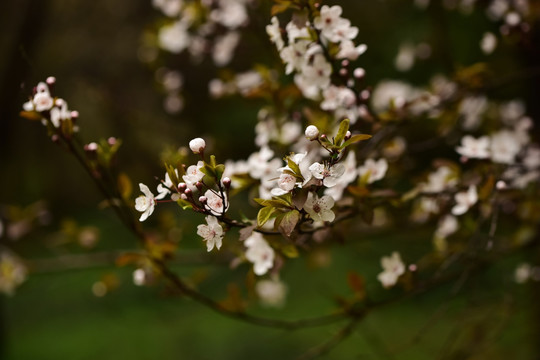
[[305, 125, 319, 141], [107, 137, 117, 146], [195, 182, 203, 192], [353, 68, 365, 79], [189, 138, 206, 154], [222, 177, 231, 189], [70, 110, 79, 119], [46, 76, 56, 85], [184, 188, 192, 197], [345, 131, 352, 141], [339, 68, 348, 77], [198, 196, 207, 204], [178, 183, 187, 192]]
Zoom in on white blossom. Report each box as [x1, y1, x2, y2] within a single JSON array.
[[156, 170, 177, 200], [459, 96, 487, 130], [490, 130, 522, 164], [245, 232, 275, 276], [435, 214, 459, 239], [135, 183, 156, 221], [358, 158, 388, 184], [455, 135, 491, 159], [421, 166, 457, 193], [451, 185, 478, 216], [266, 16, 284, 50], [210, 0, 248, 29], [395, 43, 416, 72], [279, 40, 310, 74], [158, 21, 190, 53], [256, 278, 287, 307], [515, 263, 531, 284], [197, 216, 224, 251], [377, 252, 405, 289], [336, 41, 367, 60], [480, 32, 497, 54], [213, 31, 240, 66], [309, 162, 345, 187], [304, 192, 335, 222]]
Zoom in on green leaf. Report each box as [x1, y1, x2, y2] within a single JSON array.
[[201, 163, 216, 178], [341, 134, 372, 148], [215, 164, 225, 182], [176, 198, 193, 210], [287, 157, 302, 178], [280, 243, 299, 258], [20, 110, 42, 121], [257, 206, 277, 227], [278, 210, 300, 237], [334, 119, 350, 146], [210, 155, 217, 168]]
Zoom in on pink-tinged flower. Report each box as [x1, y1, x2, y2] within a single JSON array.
[[358, 158, 388, 184], [204, 189, 228, 216], [377, 252, 405, 288], [336, 41, 367, 60], [245, 233, 275, 276], [197, 216, 224, 252], [304, 192, 335, 222], [270, 173, 297, 196], [455, 135, 490, 159], [309, 162, 345, 187], [183, 161, 205, 185], [135, 183, 156, 222], [451, 185, 478, 216]]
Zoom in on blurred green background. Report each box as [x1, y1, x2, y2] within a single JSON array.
[[1, 0, 539, 359]]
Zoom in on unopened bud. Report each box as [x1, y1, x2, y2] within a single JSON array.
[[180, 193, 188, 201], [341, 60, 349, 67], [189, 137, 206, 154], [51, 134, 60, 143], [320, 134, 327, 141], [344, 131, 352, 141], [184, 188, 193, 197], [107, 137, 117, 146], [305, 125, 319, 140], [46, 76, 56, 85], [353, 68, 365, 79], [496, 180, 507, 190], [70, 110, 79, 119], [198, 196, 207, 204], [339, 68, 348, 77], [360, 90, 370, 101], [85, 142, 98, 152], [195, 181, 203, 192], [178, 182, 187, 193], [222, 177, 231, 189]]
